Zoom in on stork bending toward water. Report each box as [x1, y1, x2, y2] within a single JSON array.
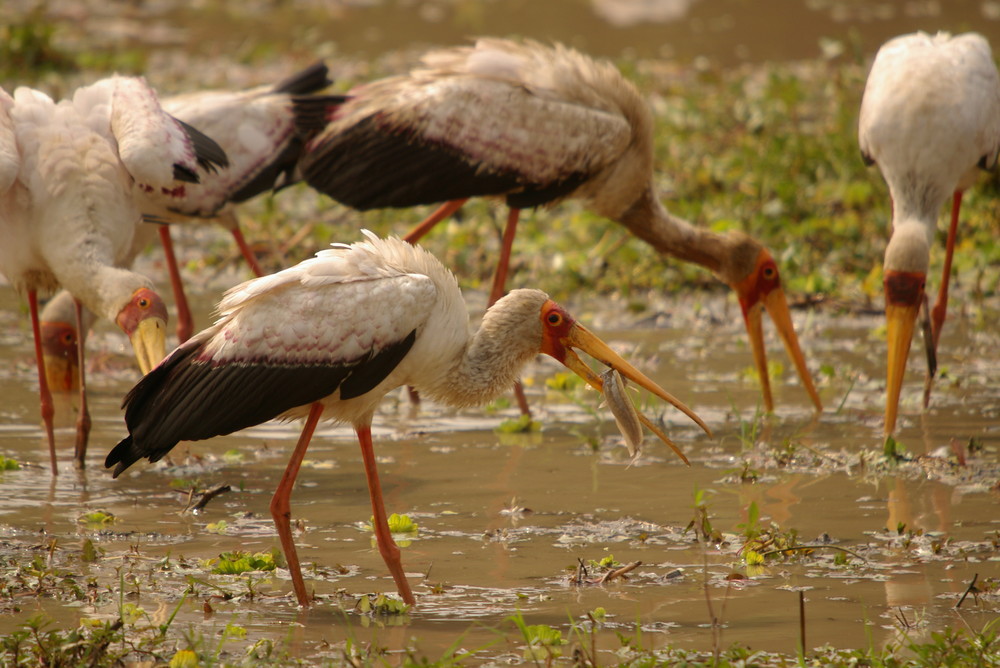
[[298, 37, 822, 415], [858, 31, 1000, 434], [0, 76, 226, 473], [107, 231, 710, 606], [39, 64, 343, 393]]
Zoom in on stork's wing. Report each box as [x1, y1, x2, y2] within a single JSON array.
[[156, 64, 339, 217], [299, 74, 632, 210], [108, 76, 228, 204], [0, 87, 17, 193], [107, 267, 438, 475]]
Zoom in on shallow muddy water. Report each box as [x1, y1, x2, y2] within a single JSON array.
[[1, 0, 1000, 662], [0, 271, 997, 661]]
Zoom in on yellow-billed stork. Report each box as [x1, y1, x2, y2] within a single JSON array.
[[0, 75, 226, 473], [297, 37, 822, 414], [858, 31, 1000, 434], [38, 64, 344, 393], [146, 62, 341, 342], [106, 231, 710, 606]]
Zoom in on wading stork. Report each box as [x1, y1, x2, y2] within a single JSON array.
[[148, 62, 342, 342], [858, 31, 1000, 434], [107, 231, 710, 606], [38, 64, 344, 393], [297, 37, 822, 415], [0, 76, 226, 473]]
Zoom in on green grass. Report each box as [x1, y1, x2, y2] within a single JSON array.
[[3, 607, 997, 666]]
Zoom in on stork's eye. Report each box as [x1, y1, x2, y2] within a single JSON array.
[[546, 311, 563, 326], [62, 333, 74, 345], [138, 297, 150, 308], [762, 265, 777, 280]]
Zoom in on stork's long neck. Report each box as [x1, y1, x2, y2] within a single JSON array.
[[884, 219, 932, 275], [616, 184, 725, 277], [39, 210, 150, 323], [61, 263, 150, 325], [418, 289, 545, 409]]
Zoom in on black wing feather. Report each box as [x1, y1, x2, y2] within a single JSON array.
[[173, 116, 230, 178], [300, 114, 522, 210], [301, 114, 592, 211], [272, 61, 333, 95], [107, 328, 418, 477], [228, 95, 348, 203]]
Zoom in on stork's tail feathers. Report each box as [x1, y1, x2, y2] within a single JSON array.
[[292, 94, 347, 139], [273, 61, 333, 95], [106, 435, 139, 478]]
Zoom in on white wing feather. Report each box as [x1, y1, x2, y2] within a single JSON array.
[[202, 233, 440, 366], [160, 86, 296, 216], [0, 87, 18, 193], [341, 40, 633, 183], [107, 76, 201, 190]]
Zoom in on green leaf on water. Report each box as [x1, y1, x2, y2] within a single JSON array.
[[496, 414, 540, 433], [209, 551, 276, 574], [81, 538, 98, 563], [77, 510, 115, 527]]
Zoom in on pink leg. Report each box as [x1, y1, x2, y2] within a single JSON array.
[[222, 212, 265, 277], [487, 209, 531, 417], [402, 199, 469, 244], [157, 225, 194, 343], [28, 291, 58, 476], [269, 401, 324, 607], [357, 423, 416, 605], [487, 208, 521, 307], [930, 190, 962, 349], [72, 298, 90, 468]]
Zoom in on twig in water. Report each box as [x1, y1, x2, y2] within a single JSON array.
[[187, 484, 232, 513], [798, 590, 806, 657], [956, 573, 979, 609], [920, 293, 937, 409], [593, 561, 641, 584]]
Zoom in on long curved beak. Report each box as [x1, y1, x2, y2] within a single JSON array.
[[557, 321, 712, 465], [883, 269, 925, 436], [745, 287, 823, 412], [43, 353, 78, 393], [129, 316, 167, 375], [884, 302, 919, 436]]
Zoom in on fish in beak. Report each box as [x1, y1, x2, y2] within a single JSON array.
[[883, 269, 925, 435], [115, 288, 168, 375], [735, 249, 822, 413], [539, 300, 711, 465]]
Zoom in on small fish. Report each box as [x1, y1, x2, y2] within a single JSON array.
[[602, 368, 643, 459]]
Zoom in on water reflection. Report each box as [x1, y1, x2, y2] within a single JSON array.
[[591, 0, 701, 27]]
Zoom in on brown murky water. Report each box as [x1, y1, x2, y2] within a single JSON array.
[[0, 272, 997, 661], [2, 0, 999, 662]]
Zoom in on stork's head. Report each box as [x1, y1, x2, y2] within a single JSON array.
[[115, 287, 168, 375], [723, 232, 822, 413], [41, 320, 80, 393], [882, 225, 931, 435], [537, 296, 712, 464]]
